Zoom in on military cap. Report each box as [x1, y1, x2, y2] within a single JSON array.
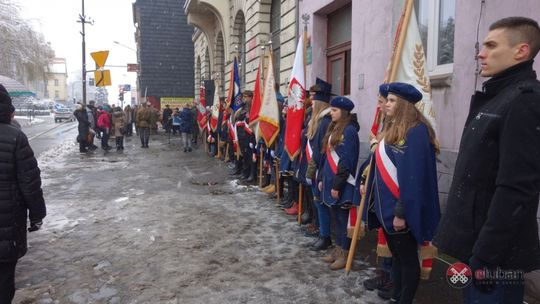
[[387, 82, 423, 104], [312, 78, 333, 103], [330, 96, 355, 112]]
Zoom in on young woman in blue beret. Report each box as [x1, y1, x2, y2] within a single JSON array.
[[317, 96, 360, 270], [363, 82, 440, 303]]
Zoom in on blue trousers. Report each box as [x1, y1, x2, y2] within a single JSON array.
[[331, 205, 351, 250], [314, 200, 330, 237]]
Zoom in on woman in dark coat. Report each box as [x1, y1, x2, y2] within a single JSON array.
[[0, 84, 46, 302], [74, 103, 91, 152]]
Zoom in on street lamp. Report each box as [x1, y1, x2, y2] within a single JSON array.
[[113, 41, 136, 52]]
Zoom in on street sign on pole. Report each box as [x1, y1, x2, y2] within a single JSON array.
[[91, 51, 109, 68], [94, 70, 111, 87], [127, 63, 139, 72]]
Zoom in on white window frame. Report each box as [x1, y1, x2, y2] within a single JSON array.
[[424, 0, 454, 78]]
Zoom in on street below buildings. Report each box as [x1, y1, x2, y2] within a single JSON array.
[[11, 131, 464, 304]]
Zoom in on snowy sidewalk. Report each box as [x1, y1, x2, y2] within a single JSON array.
[[14, 134, 460, 304]]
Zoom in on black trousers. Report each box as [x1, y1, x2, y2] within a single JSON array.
[[0, 260, 17, 304], [383, 230, 420, 304]]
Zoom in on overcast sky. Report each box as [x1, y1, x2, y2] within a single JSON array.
[[17, 0, 138, 89]]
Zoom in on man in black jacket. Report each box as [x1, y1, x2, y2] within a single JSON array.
[[434, 17, 540, 303], [0, 84, 46, 302]]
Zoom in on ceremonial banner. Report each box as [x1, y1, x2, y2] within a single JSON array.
[[284, 36, 306, 160], [210, 80, 221, 132], [258, 55, 280, 146], [249, 58, 262, 141], [197, 86, 207, 131], [227, 57, 243, 113]]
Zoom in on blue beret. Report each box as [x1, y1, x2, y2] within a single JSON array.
[[312, 77, 332, 103], [330, 96, 355, 112], [387, 82, 423, 104], [378, 83, 389, 98]]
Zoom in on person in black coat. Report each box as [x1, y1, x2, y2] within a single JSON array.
[[0, 84, 46, 303], [74, 103, 91, 153], [433, 17, 540, 303]]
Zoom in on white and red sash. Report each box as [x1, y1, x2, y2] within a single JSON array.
[[374, 138, 400, 199], [305, 140, 313, 162], [325, 136, 355, 186]]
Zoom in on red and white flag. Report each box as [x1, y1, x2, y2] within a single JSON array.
[[249, 58, 263, 141], [210, 80, 221, 132], [284, 35, 306, 160], [197, 85, 208, 131], [258, 55, 280, 146]]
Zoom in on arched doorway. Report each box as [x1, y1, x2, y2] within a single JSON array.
[[232, 11, 246, 90], [215, 32, 225, 94], [195, 56, 201, 101], [204, 47, 211, 82]]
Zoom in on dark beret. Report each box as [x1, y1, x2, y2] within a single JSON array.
[[330, 96, 355, 112], [379, 83, 389, 98], [387, 82, 423, 104]]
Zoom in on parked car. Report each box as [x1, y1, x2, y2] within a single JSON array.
[[53, 107, 74, 123]]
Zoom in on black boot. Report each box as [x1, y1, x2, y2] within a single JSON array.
[[311, 236, 332, 251], [363, 269, 391, 291]]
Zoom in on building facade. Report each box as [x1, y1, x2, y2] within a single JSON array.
[[185, 0, 540, 210], [45, 58, 68, 103], [184, 0, 298, 101], [133, 0, 195, 109]]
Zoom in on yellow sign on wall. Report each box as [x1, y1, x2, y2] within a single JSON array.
[[160, 97, 193, 109]]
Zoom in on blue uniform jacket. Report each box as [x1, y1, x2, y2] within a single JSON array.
[[320, 122, 359, 206], [309, 114, 331, 198], [364, 123, 440, 244]]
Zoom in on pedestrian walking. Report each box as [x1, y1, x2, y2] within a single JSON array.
[[0, 84, 46, 303], [112, 106, 126, 150], [97, 107, 112, 151], [162, 104, 173, 134], [124, 105, 133, 137], [434, 17, 540, 304], [74, 103, 91, 153], [180, 104, 194, 152], [136, 102, 152, 148]]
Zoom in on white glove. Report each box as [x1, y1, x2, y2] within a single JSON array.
[[270, 150, 276, 158], [249, 142, 254, 149]]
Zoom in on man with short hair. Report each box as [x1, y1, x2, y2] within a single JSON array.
[[434, 16, 540, 303], [0, 84, 46, 302]]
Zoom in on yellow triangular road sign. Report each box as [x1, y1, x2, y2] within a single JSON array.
[[91, 51, 109, 68]]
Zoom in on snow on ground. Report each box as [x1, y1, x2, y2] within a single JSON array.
[[15, 136, 389, 303]]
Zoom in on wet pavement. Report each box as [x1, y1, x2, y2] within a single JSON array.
[[13, 132, 464, 304]]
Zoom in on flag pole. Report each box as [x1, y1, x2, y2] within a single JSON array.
[[259, 148, 264, 188], [275, 159, 281, 205], [296, 15, 309, 223], [388, 0, 414, 82], [345, 0, 414, 275]]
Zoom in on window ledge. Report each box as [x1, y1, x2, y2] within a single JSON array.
[[429, 72, 453, 88]]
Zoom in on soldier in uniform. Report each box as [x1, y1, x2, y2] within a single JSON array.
[[235, 91, 256, 182]]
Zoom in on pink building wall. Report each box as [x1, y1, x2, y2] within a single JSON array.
[[300, 0, 540, 151]]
